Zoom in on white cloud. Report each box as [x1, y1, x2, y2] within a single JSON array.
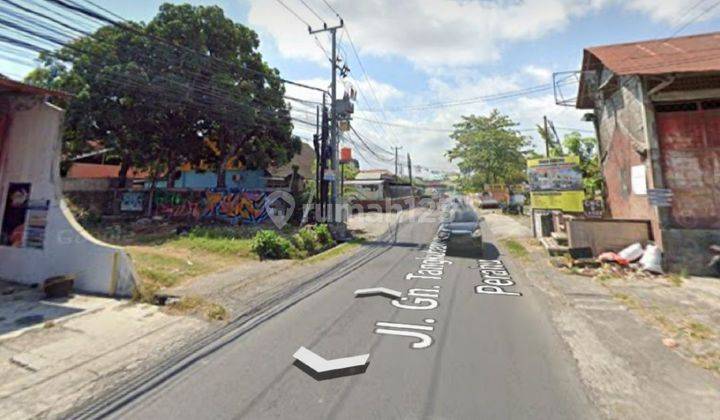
[[623, 0, 720, 24], [523, 65, 553, 84], [248, 0, 718, 71], [257, 0, 716, 172], [247, 0, 587, 70], [344, 70, 591, 173]]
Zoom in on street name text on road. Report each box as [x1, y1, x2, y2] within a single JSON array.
[[475, 259, 522, 297]]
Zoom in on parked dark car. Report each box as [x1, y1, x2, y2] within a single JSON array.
[[438, 205, 483, 254]]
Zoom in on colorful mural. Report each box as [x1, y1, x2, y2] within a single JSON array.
[[153, 189, 269, 225]]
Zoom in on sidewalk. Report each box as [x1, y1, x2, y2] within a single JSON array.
[[0, 209, 419, 419], [483, 212, 720, 419], [0, 283, 206, 419]]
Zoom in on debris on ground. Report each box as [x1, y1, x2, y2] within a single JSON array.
[[618, 243, 644, 262], [598, 252, 629, 266], [663, 338, 679, 348]]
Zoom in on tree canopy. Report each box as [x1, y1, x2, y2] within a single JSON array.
[[26, 3, 299, 188], [446, 110, 530, 191], [563, 131, 602, 197]]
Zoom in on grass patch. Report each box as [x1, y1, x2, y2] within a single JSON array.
[[173, 235, 254, 257], [667, 274, 684, 287], [613, 292, 642, 310], [128, 231, 250, 303], [666, 269, 689, 287], [695, 351, 720, 373], [501, 239, 529, 259], [166, 296, 229, 321], [130, 250, 215, 288], [302, 240, 363, 264], [684, 322, 714, 340]]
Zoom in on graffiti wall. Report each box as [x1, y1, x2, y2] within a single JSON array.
[[154, 189, 269, 225]]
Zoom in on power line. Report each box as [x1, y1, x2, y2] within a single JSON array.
[[1, 0, 329, 121], [360, 82, 574, 113], [319, 0, 342, 19], [297, 0, 326, 24], [670, 0, 720, 37], [43, 0, 328, 95], [0, 15, 309, 135], [343, 25, 402, 147], [273, 0, 311, 28]]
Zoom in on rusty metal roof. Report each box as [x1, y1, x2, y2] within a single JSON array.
[[0, 76, 69, 98], [583, 31, 720, 76], [576, 31, 720, 109]]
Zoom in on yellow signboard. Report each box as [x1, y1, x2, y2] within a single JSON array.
[[527, 156, 584, 212], [530, 191, 585, 212]]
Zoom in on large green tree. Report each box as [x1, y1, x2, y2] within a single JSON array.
[[145, 4, 299, 188], [26, 3, 299, 189], [563, 131, 602, 197], [25, 24, 156, 186], [446, 110, 530, 192]]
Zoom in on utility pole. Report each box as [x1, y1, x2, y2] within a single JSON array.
[[309, 21, 344, 224], [393, 146, 403, 179], [407, 153, 413, 187], [543, 115, 550, 157]]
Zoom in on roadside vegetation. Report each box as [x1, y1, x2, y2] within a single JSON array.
[[85, 219, 344, 306], [500, 238, 529, 259], [252, 224, 336, 260]]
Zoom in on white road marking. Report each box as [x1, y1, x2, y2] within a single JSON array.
[[292, 347, 369, 373], [354, 287, 403, 299], [375, 321, 434, 331]]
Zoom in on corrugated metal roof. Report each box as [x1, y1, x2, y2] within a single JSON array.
[[355, 169, 392, 180], [269, 142, 314, 179], [576, 31, 720, 109], [0, 77, 70, 98], [584, 31, 720, 76], [66, 163, 149, 179]]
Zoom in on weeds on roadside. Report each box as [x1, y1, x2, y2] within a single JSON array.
[[166, 296, 229, 321], [684, 322, 714, 340], [501, 239, 529, 259]]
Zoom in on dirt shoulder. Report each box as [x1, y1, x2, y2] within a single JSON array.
[[482, 211, 720, 419]]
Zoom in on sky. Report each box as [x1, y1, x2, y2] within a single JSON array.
[[3, 0, 720, 178]]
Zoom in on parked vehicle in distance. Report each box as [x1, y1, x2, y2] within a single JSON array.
[[477, 191, 499, 209], [438, 204, 483, 255]]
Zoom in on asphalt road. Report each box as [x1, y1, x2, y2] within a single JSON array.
[[112, 215, 598, 420]]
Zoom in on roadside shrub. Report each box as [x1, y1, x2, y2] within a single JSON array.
[[315, 224, 335, 247], [297, 227, 320, 255], [251, 230, 295, 260], [289, 234, 309, 258]]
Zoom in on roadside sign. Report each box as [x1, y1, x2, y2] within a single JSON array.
[[648, 189, 673, 207]]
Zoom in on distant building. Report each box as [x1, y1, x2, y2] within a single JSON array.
[[176, 142, 314, 191], [576, 31, 720, 274], [345, 168, 414, 211], [63, 141, 315, 192]]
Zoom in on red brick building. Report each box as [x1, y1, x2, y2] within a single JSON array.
[[576, 31, 720, 275]]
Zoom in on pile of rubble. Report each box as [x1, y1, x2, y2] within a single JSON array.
[[552, 242, 666, 280]]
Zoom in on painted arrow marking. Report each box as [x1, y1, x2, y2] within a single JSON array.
[[293, 346, 369, 373], [354, 287, 403, 299]]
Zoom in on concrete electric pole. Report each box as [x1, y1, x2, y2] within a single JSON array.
[[543, 115, 550, 158], [393, 146, 403, 179], [407, 153, 413, 187], [309, 21, 344, 224]]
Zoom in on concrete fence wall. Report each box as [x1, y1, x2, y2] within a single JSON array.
[[0, 101, 135, 296]]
